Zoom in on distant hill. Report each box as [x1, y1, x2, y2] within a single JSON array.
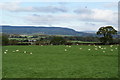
[[1, 25, 96, 36]]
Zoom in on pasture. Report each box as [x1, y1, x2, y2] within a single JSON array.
[[2, 45, 118, 78]]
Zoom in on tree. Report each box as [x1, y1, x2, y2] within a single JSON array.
[[2, 34, 9, 45], [50, 36, 67, 45], [96, 26, 117, 44], [9, 39, 18, 45]]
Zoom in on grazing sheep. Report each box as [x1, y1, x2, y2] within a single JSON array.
[[12, 51, 15, 52], [95, 48, 98, 50], [98, 46, 101, 48], [103, 51, 105, 53], [24, 51, 27, 53], [30, 52, 32, 54], [64, 49, 67, 51], [16, 50, 19, 52], [88, 49, 91, 51], [4, 52, 7, 54], [111, 49, 113, 51], [104, 48, 106, 49], [110, 45, 113, 47], [69, 46, 71, 48], [79, 48, 82, 50], [5, 50, 8, 51]]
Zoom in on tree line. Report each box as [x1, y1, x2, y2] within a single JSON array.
[[1, 26, 118, 45]]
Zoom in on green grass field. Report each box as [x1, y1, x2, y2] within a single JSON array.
[[2, 45, 118, 78]]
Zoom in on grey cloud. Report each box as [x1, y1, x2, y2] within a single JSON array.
[[0, 2, 68, 13], [24, 14, 76, 25], [33, 6, 67, 13], [25, 14, 60, 25], [9, 6, 67, 13], [24, 7, 117, 28], [74, 8, 94, 14], [85, 22, 96, 26]]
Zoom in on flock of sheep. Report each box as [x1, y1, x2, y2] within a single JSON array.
[[64, 45, 118, 53], [3, 45, 118, 55]]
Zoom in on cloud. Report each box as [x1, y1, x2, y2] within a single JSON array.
[[103, 2, 118, 8], [74, 8, 94, 14], [0, 2, 21, 11], [0, 2, 118, 31], [25, 8, 118, 25], [92, 9, 117, 24], [74, 8, 118, 25], [0, 2, 68, 13], [23, 7, 118, 31], [85, 22, 96, 26], [25, 14, 74, 25], [32, 6, 67, 13], [25, 8, 117, 24]]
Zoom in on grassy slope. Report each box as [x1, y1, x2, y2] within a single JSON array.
[[2, 45, 118, 78]]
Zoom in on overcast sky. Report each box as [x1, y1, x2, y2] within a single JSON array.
[[0, 1, 118, 31]]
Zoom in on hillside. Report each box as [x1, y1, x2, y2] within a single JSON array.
[[1, 25, 96, 36]]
